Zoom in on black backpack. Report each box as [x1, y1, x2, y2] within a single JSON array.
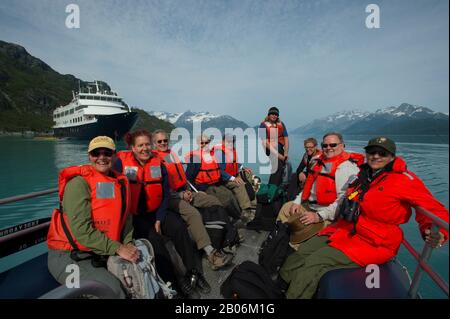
[[258, 221, 293, 277], [246, 200, 284, 231], [239, 171, 256, 201], [199, 205, 240, 249], [220, 261, 285, 299]]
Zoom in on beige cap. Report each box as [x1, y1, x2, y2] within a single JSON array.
[[88, 136, 116, 153]]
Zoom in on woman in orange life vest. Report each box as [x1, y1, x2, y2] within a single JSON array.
[[185, 134, 242, 222], [279, 136, 449, 299], [151, 129, 233, 271], [115, 130, 210, 298], [259, 106, 289, 186], [47, 136, 139, 299]]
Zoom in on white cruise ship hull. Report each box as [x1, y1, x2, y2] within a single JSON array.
[[53, 111, 138, 140]]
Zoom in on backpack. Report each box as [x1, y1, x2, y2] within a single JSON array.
[[220, 261, 285, 299], [199, 205, 240, 249], [258, 221, 293, 278], [247, 185, 286, 231], [256, 184, 285, 204], [239, 171, 256, 201], [107, 239, 177, 299]]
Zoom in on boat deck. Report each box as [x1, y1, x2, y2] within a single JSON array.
[[200, 228, 268, 299]]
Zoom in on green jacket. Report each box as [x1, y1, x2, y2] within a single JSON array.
[[62, 176, 134, 255]]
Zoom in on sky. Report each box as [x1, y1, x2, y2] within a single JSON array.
[[0, 0, 448, 129]]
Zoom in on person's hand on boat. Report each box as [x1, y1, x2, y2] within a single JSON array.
[[300, 211, 321, 225], [155, 220, 162, 235], [117, 243, 140, 263], [278, 154, 286, 161], [424, 228, 446, 248], [183, 190, 193, 202]]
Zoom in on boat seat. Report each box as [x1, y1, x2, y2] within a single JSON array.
[[316, 260, 410, 299], [0, 253, 60, 299]]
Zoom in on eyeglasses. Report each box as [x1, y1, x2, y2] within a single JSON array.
[[157, 139, 168, 144], [366, 149, 389, 157], [321, 143, 341, 149], [90, 149, 114, 157], [305, 146, 316, 150]]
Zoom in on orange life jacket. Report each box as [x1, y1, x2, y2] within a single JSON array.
[[185, 149, 221, 185], [213, 143, 239, 177], [154, 149, 187, 191], [301, 152, 364, 206], [47, 165, 130, 252], [262, 121, 285, 146], [116, 151, 163, 214]]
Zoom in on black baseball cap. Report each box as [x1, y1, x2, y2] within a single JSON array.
[[364, 136, 396, 155]]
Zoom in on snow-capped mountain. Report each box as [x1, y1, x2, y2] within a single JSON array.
[[294, 103, 449, 135], [148, 110, 249, 131]]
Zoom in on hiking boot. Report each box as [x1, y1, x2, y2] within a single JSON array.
[[191, 269, 211, 294], [178, 274, 200, 299], [207, 249, 233, 270]]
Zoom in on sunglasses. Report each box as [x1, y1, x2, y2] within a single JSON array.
[[305, 146, 316, 150], [366, 149, 389, 157], [201, 141, 210, 145], [90, 149, 114, 157], [321, 143, 341, 149], [157, 139, 168, 144]]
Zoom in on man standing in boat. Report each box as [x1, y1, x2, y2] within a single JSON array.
[[259, 106, 290, 186]]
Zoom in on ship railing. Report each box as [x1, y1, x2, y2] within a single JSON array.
[[0, 190, 448, 298], [403, 206, 449, 298]]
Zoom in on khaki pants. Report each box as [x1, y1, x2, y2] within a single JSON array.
[[224, 181, 252, 211], [168, 192, 222, 250]]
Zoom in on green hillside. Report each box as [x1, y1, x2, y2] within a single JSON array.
[[0, 40, 173, 133]]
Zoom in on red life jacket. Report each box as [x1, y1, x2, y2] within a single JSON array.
[[213, 143, 239, 177], [116, 151, 163, 214], [301, 151, 364, 206], [185, 149, 221, 185], [154, 149, 187, 191], [319, 157, 449, 266], [302, 149, 322, 174], [261, 121, 285, 146], [47, 165, 130, 252]]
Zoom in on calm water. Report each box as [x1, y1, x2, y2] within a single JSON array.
[[0, 135, 448, 298]]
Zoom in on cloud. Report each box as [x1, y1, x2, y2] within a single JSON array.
[[0, 0, 448, 129]]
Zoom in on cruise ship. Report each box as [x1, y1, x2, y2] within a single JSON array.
[[52, 81, 138, 140]]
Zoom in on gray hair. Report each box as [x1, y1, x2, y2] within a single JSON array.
[[323, 132, 344, 143]]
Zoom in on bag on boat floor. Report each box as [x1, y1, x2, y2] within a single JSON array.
[[246, 200, 284, 231], [256, 184, 285, 204], [286, 173, 302, 201], [239, 171, 256, 201], [107, 238, 177, 299], [258, 221, 294, 278], [199, 205, 240, 249], [220, 261, 285, 299]]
